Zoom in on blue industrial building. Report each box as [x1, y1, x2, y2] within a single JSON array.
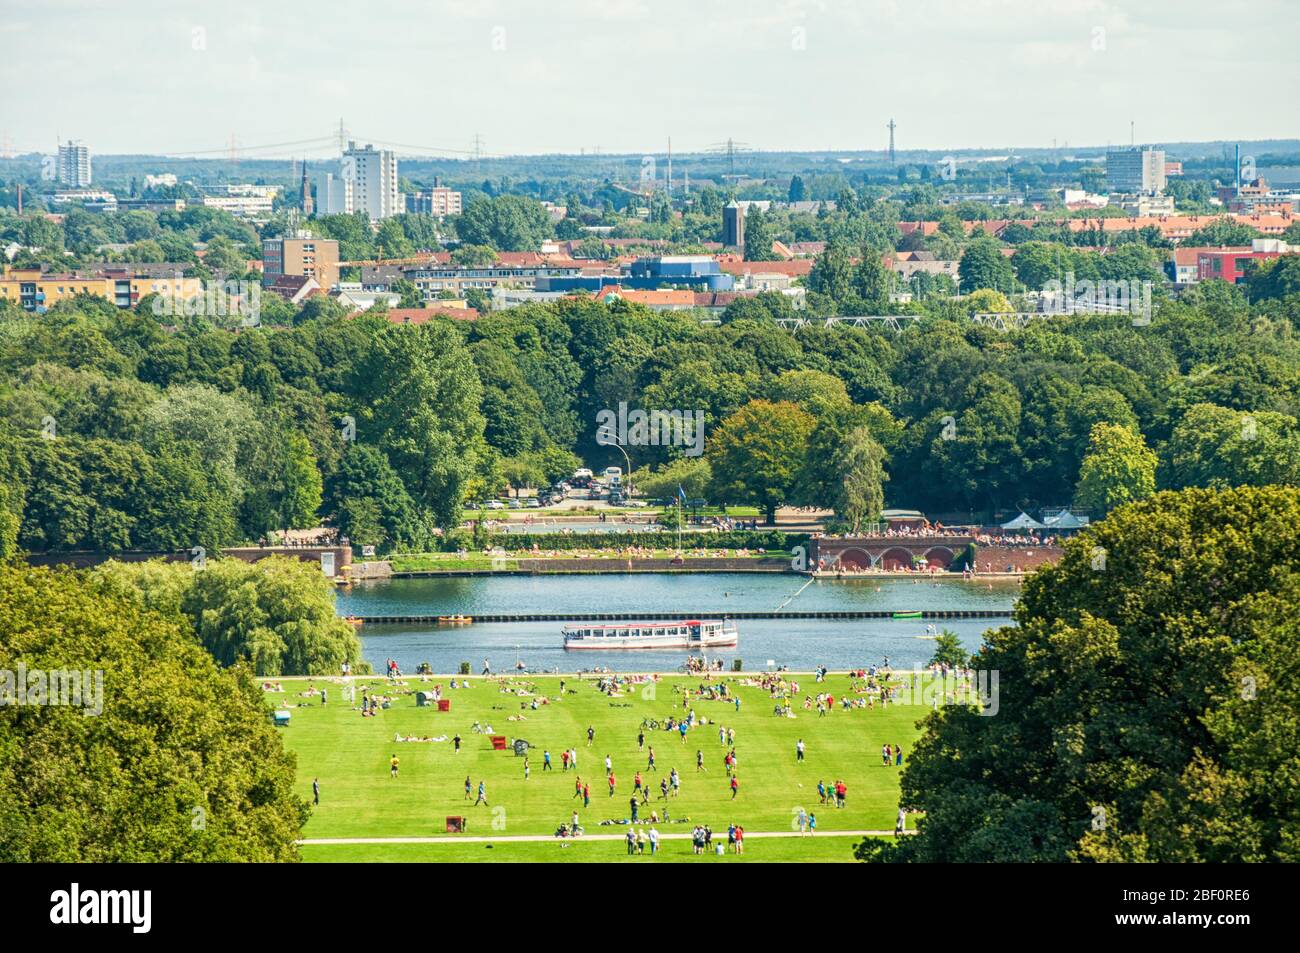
[[537, 255, 734, 293]]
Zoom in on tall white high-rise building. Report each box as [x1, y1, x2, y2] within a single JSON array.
[[314, 141, 399, 220], [1106, 147, 1166, 195], [57, 140, 92, 187]]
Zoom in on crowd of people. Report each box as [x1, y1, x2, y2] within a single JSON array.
[[975, 532, 1061, 547], [348, 656, 924, 858]]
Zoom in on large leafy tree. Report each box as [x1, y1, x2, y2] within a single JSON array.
[[862, 486, 1300, 863], [324, 444, 425, 552], [1074, 422, 1157, 517], [707, 399, 815, 524], [0, 564, 306, 861], [830, 425, 887, 533], [456, 195, 552, 251], [1163, 403, 1300, 490], [349, 323, 487, 529], [958, 236, 1015, 294]]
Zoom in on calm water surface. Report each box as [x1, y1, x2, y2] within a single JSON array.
[[338, 574, 1020, 674]]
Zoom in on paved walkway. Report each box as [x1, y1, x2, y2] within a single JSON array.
[[300, 828, 912, 845]]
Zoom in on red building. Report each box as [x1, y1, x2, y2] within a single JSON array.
[[1197, 240, 1294, 284]]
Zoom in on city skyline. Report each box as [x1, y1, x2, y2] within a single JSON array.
[[2, 0, 1297, 159]]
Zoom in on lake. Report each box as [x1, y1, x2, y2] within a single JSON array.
[[338, 573, 1020, 673]]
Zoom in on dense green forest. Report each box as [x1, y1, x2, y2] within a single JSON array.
[[2, 259, 1299, 554]]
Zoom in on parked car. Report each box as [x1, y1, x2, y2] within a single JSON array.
[[525, 498, 541, 508], [484, 500, 506, 510], [507, 499, 522, 509]]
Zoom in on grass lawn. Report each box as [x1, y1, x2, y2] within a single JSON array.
[[270, 671, 933, 862], [388, 554, 519, 572], [300, 834, 869, 863]]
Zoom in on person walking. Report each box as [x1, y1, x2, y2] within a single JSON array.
[[543, 749, 552, 771], [648, 826, 659, 855], [587, 725, 595, 747], [453, 733, 461, 754], [730, 776, 739, 800], [465, 775, 473, 800], [474, 781, 488, 806], [312, 778, 320, 806], [796, 738, 805, 762], [630, 796, 639, 822], [582, 782, 590, 809]]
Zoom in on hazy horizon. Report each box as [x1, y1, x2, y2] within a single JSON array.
[[2, 0, 1297, 159]]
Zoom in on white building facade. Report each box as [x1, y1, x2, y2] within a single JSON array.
[[315, 141, 399, 220]]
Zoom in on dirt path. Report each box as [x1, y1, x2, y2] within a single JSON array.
[[300, 828, 912, 845]]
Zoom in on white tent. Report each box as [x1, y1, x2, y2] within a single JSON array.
[[1001, 512, 1047, 530], [1042, 510, 1090, 531]]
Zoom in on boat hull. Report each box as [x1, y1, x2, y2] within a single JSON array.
[[563, 623, 738, 650], [564, 635, 738, 650]]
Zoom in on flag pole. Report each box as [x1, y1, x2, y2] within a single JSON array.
[[677, 493, 683, 553]]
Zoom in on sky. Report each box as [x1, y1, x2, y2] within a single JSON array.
[[2, 0, 1297, 159]]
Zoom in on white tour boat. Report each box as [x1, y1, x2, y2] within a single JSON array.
[[562, 619, 738, 650]]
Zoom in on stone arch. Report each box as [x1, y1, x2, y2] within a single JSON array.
[[838, 548, 872, 570], [924, 546, 955, 570], [879, 547, 914, 571]]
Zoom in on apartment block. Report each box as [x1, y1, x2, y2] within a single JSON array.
[[406, 186, 462, 216], [315, 142, 399, 220], [262, 234, 341, 291], [57, 140, 92, 187], [0, 267, 201, 312]]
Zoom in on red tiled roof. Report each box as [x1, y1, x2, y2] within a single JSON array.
[[596, 287, 696, 306], [349, 307, 478, 324], [716, 258, 813, 277]]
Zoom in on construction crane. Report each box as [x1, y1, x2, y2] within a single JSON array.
[[338, 252, 442, 268]]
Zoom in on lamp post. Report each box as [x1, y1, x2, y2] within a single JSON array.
[[595, 426, 633, 499]]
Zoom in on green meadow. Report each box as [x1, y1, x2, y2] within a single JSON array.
[[299, 835, 866, 863], [271, 670, 935, 862]]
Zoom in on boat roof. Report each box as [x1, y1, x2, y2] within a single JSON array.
[[564, 620, 712, 629]]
